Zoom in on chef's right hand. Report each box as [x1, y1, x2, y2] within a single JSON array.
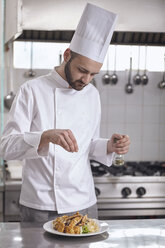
[[38, 129, 79, 152]]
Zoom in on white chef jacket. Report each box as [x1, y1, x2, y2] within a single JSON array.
[[0, 69, 114, 213]]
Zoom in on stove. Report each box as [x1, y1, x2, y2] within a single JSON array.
[[91, 160, 165, 219]]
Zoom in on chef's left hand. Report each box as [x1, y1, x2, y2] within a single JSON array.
[[107, 133, 130, 154]]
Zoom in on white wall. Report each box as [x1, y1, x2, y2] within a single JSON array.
[[97, 70, 165, 161]]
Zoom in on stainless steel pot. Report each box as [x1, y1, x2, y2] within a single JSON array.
[[141, 46, 148, 85], [24, 42, 36, 78], [133, 46, 141, 85], [102, 49, 111, 84], [4, 43, 15, 110], [110, 45, 118, 85], [158, 53, 165, 89], [125, 57, 133, 94]]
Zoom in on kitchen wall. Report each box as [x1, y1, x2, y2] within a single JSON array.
[[3, 68, 165, 162]]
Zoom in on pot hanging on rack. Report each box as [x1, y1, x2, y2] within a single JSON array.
[[125, 57, 134, 94], [110, 45, 118, 85], [24, 42, 36, 78], [158, 53, 165, 89], [141, 46, 148, 85], [133, 46, 141, 85], [4, 43, 16, 110], [102, 48, 111, 84]]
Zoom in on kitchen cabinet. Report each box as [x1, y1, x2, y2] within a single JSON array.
[[0, 190, 4, 222], [0, 219, 165, 247], [4, 181, 21, 221]]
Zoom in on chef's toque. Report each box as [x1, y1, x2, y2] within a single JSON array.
[[69, 3, 117, 63]]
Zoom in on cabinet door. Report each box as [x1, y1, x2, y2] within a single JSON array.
[[5, 190, 20, 215]]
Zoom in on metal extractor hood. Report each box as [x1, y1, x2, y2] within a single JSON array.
[[5, 0, 165, 46]]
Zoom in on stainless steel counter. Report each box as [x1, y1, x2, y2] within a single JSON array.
[[1, 219, 165, 247]]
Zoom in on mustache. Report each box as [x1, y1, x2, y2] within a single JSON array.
[[75, 80, 85, 85]]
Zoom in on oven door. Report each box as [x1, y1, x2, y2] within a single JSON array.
[[94, 176, 165, 219]]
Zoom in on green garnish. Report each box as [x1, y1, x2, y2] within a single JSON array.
[[82, 225, 90, 234]]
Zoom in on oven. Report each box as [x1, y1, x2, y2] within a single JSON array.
[[91, 161, 165, 219]]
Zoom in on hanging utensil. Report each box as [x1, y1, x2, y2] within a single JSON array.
[[141, 46, 148, 85], [102, 48, 111, 84], [24, 42, 36, 78], [158, 53, 165, 89], [125, 57, 134, 94], [110, 45, 118, 85], [133, 46, 141, 85], [59, 50, 62, 65], [4, 42, 16, 110]]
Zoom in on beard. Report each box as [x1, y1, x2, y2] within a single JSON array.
[[64, 60, 86, 91]]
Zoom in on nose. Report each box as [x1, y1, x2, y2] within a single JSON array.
[[81, 74, 92, 84]]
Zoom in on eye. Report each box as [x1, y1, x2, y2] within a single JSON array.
[[78, 68, 86, 73]]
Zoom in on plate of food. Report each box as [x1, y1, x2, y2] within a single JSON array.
[[43, 211, 109, 237]]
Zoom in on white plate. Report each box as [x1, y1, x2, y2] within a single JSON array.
[[43, 219, 109, 237]]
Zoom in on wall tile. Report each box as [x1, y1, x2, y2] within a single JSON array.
[[160, 91, 165, 105], [126, 105, 142, 124], [100, 89, 108, 106], [126, 86, 143, 105], [141, 141, 159, 161], [143, 87, 160, 105], [159, 141, 165, 161], [160, 106, 165, 123], [126, 123, 142, 142], [107, 123, 126, 137], [101, 105, 108, 124], [107, 88, 126, 105], [100, 123, 108, 138], [159, 124, 165, 141], [142, 105, 160, 123], [125, 141, 142, 161], [142, 123, 159, 142], [107, 105, 126, 124]]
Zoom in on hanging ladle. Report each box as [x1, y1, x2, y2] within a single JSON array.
[[125, 57, 134, 94], [4, 43, 16, 110], [102, 48, 111, 84], [141, 46, 148, 85], [24, 42, 36, 78], [158, 53, 165, 89], [133, 46, 141, 85], [110, 45, 118, 85]]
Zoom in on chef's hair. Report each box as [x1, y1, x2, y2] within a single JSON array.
[[70, 50, 79, 61]]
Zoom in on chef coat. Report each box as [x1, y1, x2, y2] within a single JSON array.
[[0, 69, 114, 213]]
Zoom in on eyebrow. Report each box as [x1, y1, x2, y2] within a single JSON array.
[[79, 66, 99, 75]]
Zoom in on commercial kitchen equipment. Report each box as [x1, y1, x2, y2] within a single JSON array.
[[4, 181, 21, 222], [91, 160, 165, 219], [3, 160, 165, 221], [0, 183, 4, 222], [5, 0, 165, 45]]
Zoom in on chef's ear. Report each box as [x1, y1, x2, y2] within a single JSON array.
[[64, 48, 71, 62]]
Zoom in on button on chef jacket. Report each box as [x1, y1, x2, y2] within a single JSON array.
[[0, 69, 114, 213]]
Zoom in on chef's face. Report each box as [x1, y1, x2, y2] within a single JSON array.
[[64, 50, 102, 91]]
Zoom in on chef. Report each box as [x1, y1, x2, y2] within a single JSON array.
[[0, 3, 130, 222]]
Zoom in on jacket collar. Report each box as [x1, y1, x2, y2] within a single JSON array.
[[51, 68, 69, 89]]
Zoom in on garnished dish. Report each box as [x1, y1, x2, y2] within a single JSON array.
[[52, 211, 99, 234]]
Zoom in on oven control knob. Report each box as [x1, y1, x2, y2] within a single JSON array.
[[121, 187, 131, 198], [95, 187, 101, 197], [136, 187, 146, 197]]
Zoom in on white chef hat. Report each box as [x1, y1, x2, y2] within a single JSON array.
[[69, 3, 117, 63]]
